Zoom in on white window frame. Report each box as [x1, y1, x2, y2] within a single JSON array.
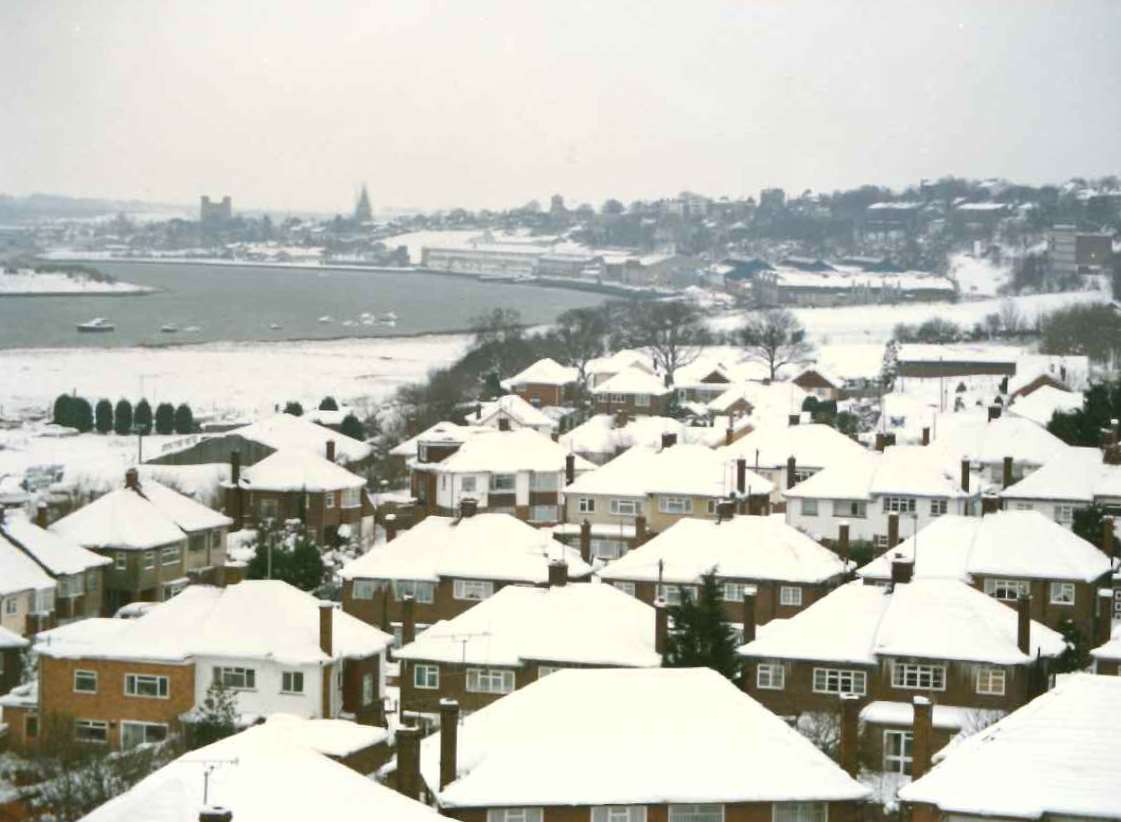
[[461, 476, 478, 493], [341, 487, 361, 508], [883, 730, 913, 775], [722, 582, 747, 602], [811, 668, 867, 695], [160, 545, 180, 566], [491, 473, 516, 492], [143, 551, 155, 570], [120, 720, 168, 749], [530, 473, 559, 492], [281, 671, 305, 694], [801, 499, 818, 516], [756, 664, 785, 690], [453, 579, 494, 601], [611, 581, 637, 597], [529, 504, 559, 523], [413, 663, 439, 689], [124, 673, 169, 699], [609, 498, 640, 516], [592, 808, 648, 822], [1055, 503, 1074, 524], [352, 579, 379, 600], [1049, 581, 1075, 605], [325, 491, 336, 509], [891, 662, 946, 691], [657, 583, 695, 606], [658, 496, 693, 515], [772, 803, 827, 822], [634, 393, 650, 407], [75, 719, 109, 744], [466, 668, 515, 694], [73, 670, 98, 694], [487, 810, 544, 822], [362, 672, 375, 705], [668, 805, 724, 822], [930, 498, 948, 517], [984, 577, 1031, 601], [577, 497, 596, 514], [882, 496, 917, 514], [779, 586, 803, 607], [114, 552, 127, 570], [2, 597, 15, 616], [214, 666, 256, 691], [393, 580, 435, 604], [832, 500, 867, 519], [975, 666, 1006, 695]]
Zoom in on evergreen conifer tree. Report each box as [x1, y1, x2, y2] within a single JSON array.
[[283, 401, 304, 416], [52, 394, 73, 427], [173, 403, 194, 434], [95, 399, 114, 434], [154, 402, 175, 435], [663, 573, 741, 681], [187, 678, 239, 749], [318, 396, 339, 411], [339, 413, 365, 441], [71, 397, 94, 433], [113, 399, 133, 435], [134, 399, 153, 434]]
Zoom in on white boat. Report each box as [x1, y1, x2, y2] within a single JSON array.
[[160, 324, 179, 333], [381, 318, 397, 327], [318, 315, 333, 323], [269, 323, 282, 330], [77, 318, 115, 333], [183, 325, 201, 332], [341, 320, 357, 327], [381, 311, 398, 321]]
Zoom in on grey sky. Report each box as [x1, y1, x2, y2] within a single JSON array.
[[2, 0, 1119, 213]]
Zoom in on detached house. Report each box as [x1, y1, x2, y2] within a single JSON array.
[[586, 348, 654, 388], [8, 581, 391, 752], [792, 367, 844, 401], [51, 469, 232, 611], [931, 414, 1070, 487], [564, 443, 774, 549], [1, 509, 111, 628], [395, 576, 661, 719], [899, 674, 1121, 822], [465, 394, 558, 435], [398, 667, 870, 821], [501, 358, 579, 407], [739, 575, 1064, 778], [784, 446, 981, 546], [1000, 446, 1121, 525], [719, 423, 869, 505], [339, 511, 592, 642], [598, 513, 848, 631], [707, 381, 811, 428], [226, 444, 375, 547], [0, 516, 57, 638], [857, 511, 1114, 640], [590, 366, 673, 416]]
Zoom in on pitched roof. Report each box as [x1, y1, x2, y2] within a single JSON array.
[[237, 448, 366, 492], [0, 512, 111, 577], [857, 511, 1112, 584], [82, 714, 441, 822], [784, 446, 974, 501], [35, 581, 391, 664], [931, 415, 1070, 467], [472, 394, 556, 429], [739, 579, 1065, 666], [419, 668, 869, 808], [388, 421, 492, 458], [719, 423, 867, 470], [502, 357, 579, 387], [599, 515, 847, 585], [339, 513, 592, 584], [586, 348, 654, 376], [898, 674, 1121, 821], [1000, 447, 1121, 502], [52, 477, 231, 551], [591, 366, 672, 396], [395, 583, 661, 668], [234, 412, 372, 463], [435, 428, 594, 474], [1092, 622, 1121, 663], [706, 381, 811, 425], [565, 443, 773, 498], [1008, 384, 1083, 427]]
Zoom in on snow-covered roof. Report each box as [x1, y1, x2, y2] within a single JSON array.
[[1008, 385, 1083, 427], [35, 581, 391, 665], [706, 381, 810, 424], [859, 701, 997, 732], [0, 512, 111, 576], [389, 421, 492, 458], [560, 414, 688, 457], [135, 477, 233, 531], [419, 667, 869, 808], [233, 412, 372, 463], [793, 365, 844, 388], [897, 344, 1020, 364], [599, 515, 847, 585], [0, 528, 60, 595], [435, 428, 593, 474], [396, 583, 661, 668], [898, 674, 1121, 821], [471, 394, 556, 429], [82, 714, 440, 822], [740, 579, 1064, 666], [237, 448, 366, 492], [931, 415, 1070, 467], [1000, 447, 1121, 502], [501, 357, 579, 387], [857, 512, 1112, 584], [1091, 623, 1121, 663], [566, 443, 774, 498], [0, 624, 29, 649], [784, 446, 975, 501], [339, 513, 592, 584], [591, 366, 672, 396], [718, 423, 867, 471], [586, 348, 654, 376]]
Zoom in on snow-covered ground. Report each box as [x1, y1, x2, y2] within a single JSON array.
[[947, 253, 1012, 298], [0, 333, 469, 420], [0, 269, 153, 295]]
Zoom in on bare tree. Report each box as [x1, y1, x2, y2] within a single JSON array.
[[551, 306, 608, 391], [621, 300, 708, 385], [998, 299, 1023, 335], [737, 308, 814, 380]]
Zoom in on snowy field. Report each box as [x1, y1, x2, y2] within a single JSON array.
[[0, 269, 153, 295], [0, 333, 469, 420]]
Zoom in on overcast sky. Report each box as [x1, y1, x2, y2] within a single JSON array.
[[2, 1, 1119, 213]]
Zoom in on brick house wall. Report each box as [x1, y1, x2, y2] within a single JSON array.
[[442, 800, 864, 822], [93, 538, 190, 611], [342, 655, 383, 725], [512, 383, 572, 408], [38, 656, 196, 750], [1, 647, 23, 695], [229, 487, 370, 547], [592, 393, 672, 417], [615, 579, 834, 627], [969, 574, 1102, 640], [343, 577, 521, 633]]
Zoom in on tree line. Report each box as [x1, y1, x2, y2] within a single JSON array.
[[52, 394, 195, 435]]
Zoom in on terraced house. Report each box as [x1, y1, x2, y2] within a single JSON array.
[[51, 469, 232, 610]]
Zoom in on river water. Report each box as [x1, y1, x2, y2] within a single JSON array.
[[0, 261, 606, 349]]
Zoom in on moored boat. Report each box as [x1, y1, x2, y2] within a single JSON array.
[[77, 317, 115, 333]]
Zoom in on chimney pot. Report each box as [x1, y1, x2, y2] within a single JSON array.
[[716, 499, 736, 522], [838, 521, 850, 568], [125, 467, 139, 489], [736, 458, 747, 494], [1017, 594, 1031, 656], [326, 439, 336, 463], [547, 558, 568, 587], [401, 594, 416, 646], [579, 519, 592, 564], [395, 725, 423, 800], [961, 458, 971, 494], [921, 426, 930, 446], [35, 503, 48, 529], [199, 808, 233, 822], [634, 515, 647, 545], [1002, 456, 1014, 489], [439, 699, 459, 790], [384, 513, 398, 542], [565, 453, 576, 485], [318, 601, 334, 657], [890, 554, 913, 585], [988, 404, 1001, 421], [839, 693, 860, 777], [786, 456, 797, 490], [654, 599, 668, 658], [911, 695, 933, 780]]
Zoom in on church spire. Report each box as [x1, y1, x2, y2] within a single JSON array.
[[354, 184, 372, 222]]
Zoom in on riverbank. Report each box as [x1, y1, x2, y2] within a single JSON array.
[[0, 268, 155, 296]]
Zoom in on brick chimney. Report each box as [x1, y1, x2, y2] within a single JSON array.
[[742, 589, 756, 644], [547, 558, 568, 588], [319, 601, 334, 657], [887, 512, 900, 548], [788, 413, 800, 426], [326, 439, 336, 463], [921, 426, 930, 446], [125, 467, 139, 490], [439, 699, 459, 790], [475, 403, 482, 420], [1017, 594, 1031, 656], [988, 405, 1001, 421], [565, 453, 576, 485], [579, 519, 591, 564], [229, 450, 243, 525], [911, 696, 933, 780], [395, 725, 422, 800], [890, 554, 913, 585], [401, 594, 416, 646], [199, 808, 233, 822], [875, 432, 887, 452], [1103, 517, 1115, 559], [635, 515, 647, 546], [35, 503, 48, 529], [736, 458, 747, 494], [725, 426, 734, 446], [838, 521, 850, 568], [839, 693, 860, 777], [497, 417, 510, 432], [654, 599, 668, 658], [1002, 456, 1013, 488], [661, 432, 677, 449], [961, 459, 970, 494], [786, 456, 797, 490], [459, 498, 478, 518], [384, 513, 398, 542], [716, 500, 736, 522]]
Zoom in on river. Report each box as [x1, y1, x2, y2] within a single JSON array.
[[0, 261, 608, 349]]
